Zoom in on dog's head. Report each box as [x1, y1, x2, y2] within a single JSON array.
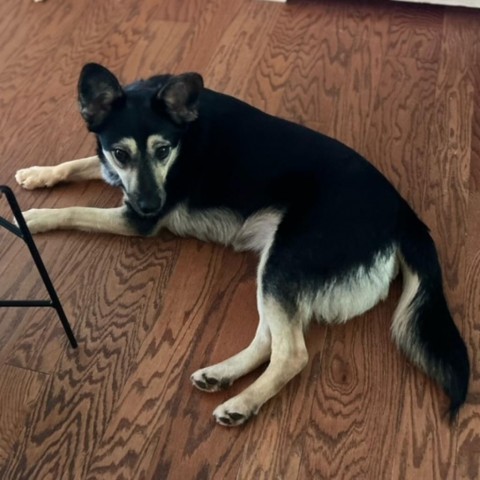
[[78, 63, 203, 217]]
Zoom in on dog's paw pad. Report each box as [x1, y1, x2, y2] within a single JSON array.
[[213, 405, 252, 427], [217, 411, 247, 426], [191, 370, 232, 392]]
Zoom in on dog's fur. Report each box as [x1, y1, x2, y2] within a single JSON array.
[[16, 64, 469, 426]]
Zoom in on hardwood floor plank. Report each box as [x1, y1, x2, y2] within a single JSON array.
[[389, 9, 478, 479], [364, 56, 440, 211], [418, 7, 477, 323], [84, 245, 255, 479], [276, 7, 352, 129], [166, 0, 245, 74], [236, 323, 326, 480], [454, 14, 480, 478], [456, 190, 480, 479], [204, 0, 282, 98], [423, 12, 476, 203], [243, 1, 345, 122], [0, 1, 89, 103], [0, 365, 47, 473], [121, 21, 191, 78], [385, 2, 444, 60], [300, 293, 407, 480], [331, 3, 390, 155], [0, 1, 39, 68], [153, 0, 211, 22]]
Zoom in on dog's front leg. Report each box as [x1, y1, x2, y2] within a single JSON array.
[[16, 156, 102, 189], [21, 206, 136, 236]]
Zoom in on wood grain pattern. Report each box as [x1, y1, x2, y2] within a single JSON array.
[[331, 3, 390, 154], [457, 191, 480, 479], [455, 17, 480, 478], [365, 55, 440, 210], [1, 1, 479, 479], [204, 0, 281, 98], [0, 366, 46, 470], [385, 3, 444, 60]]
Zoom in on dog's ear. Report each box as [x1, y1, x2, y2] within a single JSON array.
[[155, 73, 203, 124], [78, 63, 124, 130]]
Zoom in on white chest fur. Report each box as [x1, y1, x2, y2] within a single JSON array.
[[159, 204, 284, 253]]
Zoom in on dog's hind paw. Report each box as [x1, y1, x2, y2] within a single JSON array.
[[16, 166, 62, 190], [191, 369, 232, 392], [213, 397, 258, 427]]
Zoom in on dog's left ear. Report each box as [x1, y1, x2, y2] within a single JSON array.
[[155, 73, 204, 124]]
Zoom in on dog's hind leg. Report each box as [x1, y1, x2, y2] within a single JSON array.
[[212, 294, 308, 426], [16, 156, 102, 190], [191, 296, 272, 392]]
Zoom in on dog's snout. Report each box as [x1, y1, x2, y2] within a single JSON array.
[[137, 197, 163, 215], [133, 195, 164, 216]]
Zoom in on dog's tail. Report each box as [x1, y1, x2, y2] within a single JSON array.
[[392, 211, 469, 420]]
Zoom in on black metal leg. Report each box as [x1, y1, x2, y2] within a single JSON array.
[[0, 185, 78, 348]]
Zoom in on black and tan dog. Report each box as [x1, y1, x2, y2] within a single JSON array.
[[16, 64, 469, 426]]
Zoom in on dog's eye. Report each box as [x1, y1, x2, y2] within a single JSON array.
[[113, 149, 130, 166], [155, 145, 171, 160]]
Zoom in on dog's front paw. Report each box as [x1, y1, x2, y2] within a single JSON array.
[[213, 397, 259, 427], [20, 209, 61, 233], [16, 166, 61, 190], [191, 368, 233, 392]]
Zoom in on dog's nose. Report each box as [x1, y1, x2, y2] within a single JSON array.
[[136, 197, 163, 216]]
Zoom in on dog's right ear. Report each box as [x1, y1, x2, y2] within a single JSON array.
[[78, 63, 124, 130], [155, 73, 204, 124]]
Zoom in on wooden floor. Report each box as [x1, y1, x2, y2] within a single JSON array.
[[0, 0, 479, 478]]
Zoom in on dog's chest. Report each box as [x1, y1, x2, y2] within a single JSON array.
[[160, 204, 283, 253]]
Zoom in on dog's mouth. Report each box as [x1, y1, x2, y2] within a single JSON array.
[[136, 208, 163, 218]]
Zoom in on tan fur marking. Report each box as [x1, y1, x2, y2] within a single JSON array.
[[147, 134, 170, 157], [391, 258, 421, 345], [113, 137, 139, 157]]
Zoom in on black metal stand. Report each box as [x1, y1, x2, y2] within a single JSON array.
[[0, 185, 77, 348]]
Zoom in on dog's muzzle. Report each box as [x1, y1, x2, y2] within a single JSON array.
[[130, 193, 165, 217]]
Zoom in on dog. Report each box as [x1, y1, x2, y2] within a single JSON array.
[[15, 63, 469, 426]]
